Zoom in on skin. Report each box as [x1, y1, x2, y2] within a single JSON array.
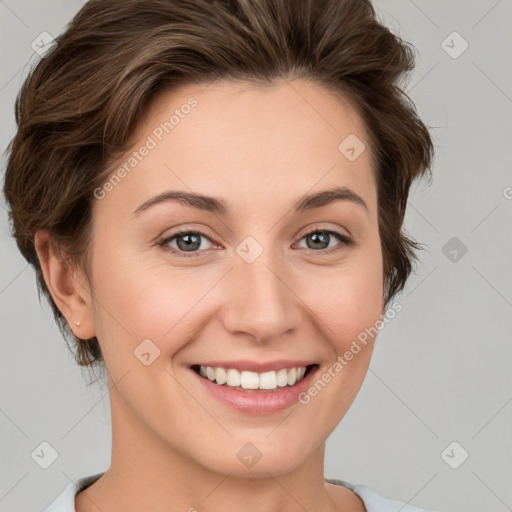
[[36, 77, 386, 512]]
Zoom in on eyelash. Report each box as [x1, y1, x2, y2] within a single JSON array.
[[158, 227, 354, 259]]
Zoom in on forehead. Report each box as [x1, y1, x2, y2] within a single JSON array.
[[99, 78, 377, 219]]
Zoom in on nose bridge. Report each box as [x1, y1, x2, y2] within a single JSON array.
[[223, 238, 301, 341]]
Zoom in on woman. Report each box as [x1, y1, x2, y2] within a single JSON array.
[[3, 0, 438, 510]]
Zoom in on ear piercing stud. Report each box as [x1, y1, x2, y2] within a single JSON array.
[[75, 321, 81, 327]]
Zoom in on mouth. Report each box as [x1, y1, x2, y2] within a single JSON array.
[[189, 361, 320, 413], [190, 363, 319, 393]]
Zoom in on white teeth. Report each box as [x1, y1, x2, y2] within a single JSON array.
[[276, 368, 289, 387], [259, 371, 277, 389], [226, 368, 241, 387], [197, 365, 309, 390], [206, 366, 216, 381], [240, 371, 259, 389], [215, 367, 227, 385]]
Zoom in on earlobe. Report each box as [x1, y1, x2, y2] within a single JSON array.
[[34, 229, 96, 339]]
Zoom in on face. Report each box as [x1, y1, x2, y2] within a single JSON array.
[[82, 78, 384, 477]]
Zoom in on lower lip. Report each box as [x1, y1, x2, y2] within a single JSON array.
[[192, 366, 319, 414]]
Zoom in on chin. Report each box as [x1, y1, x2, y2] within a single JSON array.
[[190, 434, 318, 478]]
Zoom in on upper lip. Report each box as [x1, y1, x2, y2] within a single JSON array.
[[191, 360, 317, 373]]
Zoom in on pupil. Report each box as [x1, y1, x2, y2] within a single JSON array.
[[178, 233, 200, 251], [309, 232, 328, 249]]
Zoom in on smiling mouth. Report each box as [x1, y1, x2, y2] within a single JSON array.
[[191, 364, 318, 392]]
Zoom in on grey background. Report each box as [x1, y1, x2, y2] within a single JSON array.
[[1, 1, 511, 511]]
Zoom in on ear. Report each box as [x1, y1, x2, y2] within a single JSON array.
[[34, 229, 96, 340]]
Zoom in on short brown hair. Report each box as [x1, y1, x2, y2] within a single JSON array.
[[3, 0, 434, 370]]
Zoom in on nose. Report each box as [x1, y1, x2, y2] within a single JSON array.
[[221, 249, 303, 344]]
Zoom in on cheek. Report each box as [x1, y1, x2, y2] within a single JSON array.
[[308, 247, 384, 350], [88, 243, 218, 361], [295, 251, 383, 415]]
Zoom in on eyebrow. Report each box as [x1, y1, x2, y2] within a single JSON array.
[[132, 185, 369, 217]]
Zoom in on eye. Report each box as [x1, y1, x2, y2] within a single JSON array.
[[295, 228, 354, 255], [158, 230, 216, 258]]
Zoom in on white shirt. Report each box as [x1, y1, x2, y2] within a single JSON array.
[[45, 472, 440, 511]]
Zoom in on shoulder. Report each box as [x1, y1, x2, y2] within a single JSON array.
[[45, 473, 105, 512], [325, 477, 442, 512]]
